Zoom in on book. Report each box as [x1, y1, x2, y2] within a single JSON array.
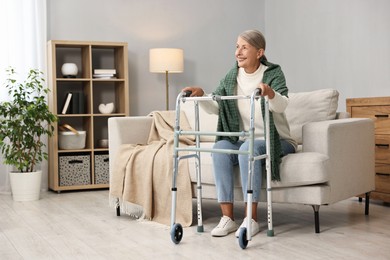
[[93, 74, 117, 79], [94, 69, 116, 75], [69, 92, 85, 114], [78, 92, 85, 114], [93, 73, 116, 78], [61, 92, 72, 114], [71, 92, 79, 114]]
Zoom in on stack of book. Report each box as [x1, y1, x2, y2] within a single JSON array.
[[61, 92, 85, 114], [93, 69, 116, 79]]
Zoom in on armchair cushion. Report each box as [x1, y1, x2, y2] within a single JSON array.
[[187, 143, 330, 189], [286, 89, 339, 144]]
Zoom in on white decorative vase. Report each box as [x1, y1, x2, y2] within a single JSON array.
[[98, 102, 115, 114], [61, 63, 78, 78], [9, 170, 42, 201]]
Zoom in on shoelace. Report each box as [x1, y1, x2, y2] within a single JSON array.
[[217, 217, 230, 228]]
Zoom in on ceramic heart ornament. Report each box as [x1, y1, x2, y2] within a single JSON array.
[[98, 102, 115, 114]]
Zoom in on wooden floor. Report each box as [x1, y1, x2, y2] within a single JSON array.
[[0, 190, 389, 260]]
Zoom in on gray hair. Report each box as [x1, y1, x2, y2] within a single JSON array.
[[239, 29, 266, 50]]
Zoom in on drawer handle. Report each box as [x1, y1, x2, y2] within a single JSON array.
[[375, 114, 389, 118], [69, 160, 83, 164], [375, 144, 389, 149]]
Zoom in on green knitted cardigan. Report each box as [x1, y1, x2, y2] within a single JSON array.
[[213, 60, 288, 181]]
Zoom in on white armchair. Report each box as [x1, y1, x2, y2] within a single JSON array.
[[109, 89, 375, 233]]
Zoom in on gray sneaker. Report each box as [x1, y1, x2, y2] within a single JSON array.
[[211, 216, 238, 237], [235, 217, 260, 237]]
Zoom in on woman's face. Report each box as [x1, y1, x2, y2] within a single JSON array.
[[235, 36, 264, 73]]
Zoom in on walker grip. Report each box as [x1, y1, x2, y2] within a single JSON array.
[[183, 90, 192, 97]]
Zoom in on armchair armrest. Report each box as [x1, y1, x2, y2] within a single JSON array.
[[108, 116, 153, 174], [302, 118, 375, 203]]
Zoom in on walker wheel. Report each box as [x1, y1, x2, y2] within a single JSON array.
[[238, 227, 248, 249], [170, 223, 183, 244]]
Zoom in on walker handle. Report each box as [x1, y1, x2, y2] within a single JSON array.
[[183, 90, 192, 97]]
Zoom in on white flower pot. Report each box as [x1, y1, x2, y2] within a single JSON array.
[[9, 170, 42, 201]]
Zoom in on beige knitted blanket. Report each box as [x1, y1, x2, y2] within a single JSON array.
[[109, 111, 194, 227]]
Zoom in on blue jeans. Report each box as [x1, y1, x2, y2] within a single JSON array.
[[212, 139, 295, 203]]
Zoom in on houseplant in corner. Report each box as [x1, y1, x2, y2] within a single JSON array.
[[0, 68, 57, 201]]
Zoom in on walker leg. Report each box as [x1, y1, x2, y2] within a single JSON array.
[[246, 192, 253, 240], [239, 192, 252, 249], [196, 185, 204, 232], [194, 101, 204, 233], [170, 187, 178, 227], [267, 200, 274, 237]]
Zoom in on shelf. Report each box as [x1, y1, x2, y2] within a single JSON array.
[[93, 113, 126, 117], [58, 114, 126, 117], [92, 78, 125, 82], [47, 40, 129, 192], [58, 149, 93, 153], [56, 78, 91, 82], [94, 148, 109, 152], [58, 114, 92, 117], [52, 184, 109, 192]]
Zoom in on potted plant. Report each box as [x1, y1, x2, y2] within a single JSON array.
[[0, 68, 57, 201]]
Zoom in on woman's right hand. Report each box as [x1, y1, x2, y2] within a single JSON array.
[[182, 86, 204, 97]]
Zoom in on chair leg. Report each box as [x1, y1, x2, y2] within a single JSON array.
[[365, 192, 370, 215], [116, 198, 121, 216], [312, 205, 320, 233], [311, 195, 369, 235]]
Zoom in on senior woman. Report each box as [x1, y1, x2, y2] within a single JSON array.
[[183, 29, 297, 237]]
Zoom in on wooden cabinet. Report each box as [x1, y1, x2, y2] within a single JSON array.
[[346, 97, 390, 202], [47, 40, 129, 192]]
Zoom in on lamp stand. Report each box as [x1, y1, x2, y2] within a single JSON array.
[[165, 70, 169, 110]]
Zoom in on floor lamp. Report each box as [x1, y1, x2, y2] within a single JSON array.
[[149, 48, 184, 110]]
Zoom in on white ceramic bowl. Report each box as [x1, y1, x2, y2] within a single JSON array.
[[58, 131, 86, 150], [98, 139, 109, 148]]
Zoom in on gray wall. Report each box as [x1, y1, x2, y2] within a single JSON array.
[[265, 0, 390, 110], [48, 0, 390, 114], [48, 0, 265, 115]]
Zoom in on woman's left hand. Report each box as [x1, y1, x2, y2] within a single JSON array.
[[258, 83, 275, 99]]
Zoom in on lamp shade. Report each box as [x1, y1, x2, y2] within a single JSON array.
[[149, 48, 184, 73]]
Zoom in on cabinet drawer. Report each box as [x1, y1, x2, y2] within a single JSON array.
[[375, 173, 390, 193], [376, 163, 390, 175], [351, 106, 390, 134], [375, 135, 390, 164]]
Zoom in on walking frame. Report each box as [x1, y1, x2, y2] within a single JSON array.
[[170, 89, 274, 249]]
